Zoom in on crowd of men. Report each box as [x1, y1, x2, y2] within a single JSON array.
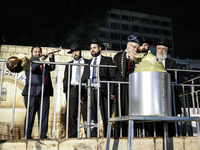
[[22, 35, 181, 139]]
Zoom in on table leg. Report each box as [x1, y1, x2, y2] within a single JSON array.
[[128, 120, 134, 150]]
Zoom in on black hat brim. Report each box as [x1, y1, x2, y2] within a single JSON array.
[[67, 49, 82, 54], [153, 42, 172, 48]]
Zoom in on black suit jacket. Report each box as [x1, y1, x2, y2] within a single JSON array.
[[22, 57, 55, 97], [81, 55, 115, 95], [113, 51, 135, 82], [63, 58, 89, 94], [165, 58, 176, 70]]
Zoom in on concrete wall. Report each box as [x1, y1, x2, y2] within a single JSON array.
[[0, 137, 199, 150]]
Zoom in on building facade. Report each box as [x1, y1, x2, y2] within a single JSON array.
[[99, 8, 173, 56]]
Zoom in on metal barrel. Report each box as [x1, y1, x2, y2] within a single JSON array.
[[129, 71, 172, 116]]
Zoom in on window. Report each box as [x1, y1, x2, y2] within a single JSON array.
[[162, 21, 171, 27], [163, 30, 171, 36], [121, 34, 129, 40], [142, 27, 151, 33], [110, 13, 118, 19], [152, 20, 160, 25], [121, 15, 130, 21], [142, 18, 151, 24], [121, 24, 129, 31], [110, 33, 119, 40], [132, 25, 140, 32], [153, 28, 161, 35], [110, 23, 118, 29], [132, 17, 140, 23]]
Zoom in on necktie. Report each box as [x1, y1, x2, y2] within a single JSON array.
[[92, 57, 97, 83], [76, 60, 80, 82], [41, 64, 48, 86]]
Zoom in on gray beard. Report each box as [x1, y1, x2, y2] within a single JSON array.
[[156, 53, 167, 60]]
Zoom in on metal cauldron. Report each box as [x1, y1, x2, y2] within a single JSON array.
[[129, 71, 172, 116]]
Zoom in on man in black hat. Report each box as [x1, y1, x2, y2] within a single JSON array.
[[154, 37, 176, 70], [81, 38, 115, 137], [63, 43, 88, 138], [113, 35, 143, 137], [153, 37, 182, 137], [138, 36, 152, 53]]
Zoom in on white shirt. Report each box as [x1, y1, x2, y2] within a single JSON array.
[[71, 57, 85, 85], [159, 59, 165, 68], [89, 55, 101, 84]]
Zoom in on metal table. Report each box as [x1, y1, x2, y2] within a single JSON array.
[[106, 115, 200, 150]]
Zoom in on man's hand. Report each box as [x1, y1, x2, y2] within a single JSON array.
[[40, 53, 48, 61], [81, 97, 84, 104], [110, 93, 115, 100], [127, 51, 137, 60]]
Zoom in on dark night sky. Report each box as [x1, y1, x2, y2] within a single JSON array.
[[0, 0, 200, 59]]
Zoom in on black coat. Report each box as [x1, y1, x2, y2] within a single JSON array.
[[81, 55, 115, 95], [22, 57, 55, 97], [63, 58, 89, 94]]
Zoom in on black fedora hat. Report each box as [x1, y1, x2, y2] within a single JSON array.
[[87, 38, 102, 45], [153, 37, 172, 48], [87, 38, 105, 49], [67, 43, 83, 54], [140, 36, 153, 45]]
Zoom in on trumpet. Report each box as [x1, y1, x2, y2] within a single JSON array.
[[6, 54, 30, 73], [6, 50, 61, 73], [30, 50, 61, 61]]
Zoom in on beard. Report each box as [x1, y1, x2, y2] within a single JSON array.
[[156, 52, 167, 60], [140, 48, 148, 53], [74, 54, 81, 60], [91, 51, 101, 57]]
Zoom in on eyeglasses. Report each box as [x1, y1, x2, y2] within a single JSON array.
[[157, 47, 167, 51], [128, 43, 139, 49]]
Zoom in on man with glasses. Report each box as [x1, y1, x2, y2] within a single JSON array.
[[113, 35, 143, 137]]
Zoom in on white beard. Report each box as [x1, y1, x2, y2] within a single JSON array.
[[156, 53, 167, 60]]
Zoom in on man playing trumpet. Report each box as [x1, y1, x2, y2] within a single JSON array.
[[22, 46, 55, 139]]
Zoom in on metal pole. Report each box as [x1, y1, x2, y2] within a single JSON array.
[[128, 120, 134, 150], [39, 63, 45, 139], [163, 122, 169, 150], [25, 63, 32, 139], [0, 61, 5, 104], [77, 63, 82, 138], [97, 65, 100, 137], [191, 81, 196, 114], [196, 92, 199, 114], [87, 79, 92, 137], [10, 73, 18, 139], [105, 122, 112, 150], [171, 85, 178, 137], [66, 65, 71, 138], [107, 83, 110, 122], [118, 83, 122, 137], [196, 121, 200, 150], [52, 64, 59, 139]]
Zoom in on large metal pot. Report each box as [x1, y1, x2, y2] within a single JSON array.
[[129, 71, 172, 116]]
